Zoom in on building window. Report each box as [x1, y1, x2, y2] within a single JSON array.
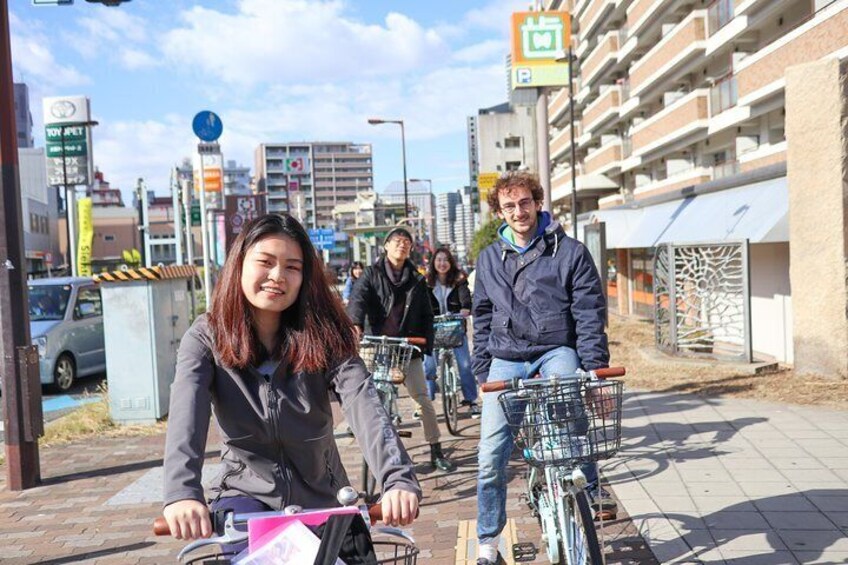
[[505, 161, 522, 171], [104, 234, 116, 242], [504, 137, 521, 148]]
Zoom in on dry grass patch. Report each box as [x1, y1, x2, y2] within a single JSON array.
[[610, 315, 848, 410], [40, 386, 166, 447]]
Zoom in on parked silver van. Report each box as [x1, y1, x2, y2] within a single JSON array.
[[28, 277, 106, 392]]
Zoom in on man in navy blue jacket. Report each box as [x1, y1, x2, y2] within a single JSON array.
[[472, 172, 613, 565]]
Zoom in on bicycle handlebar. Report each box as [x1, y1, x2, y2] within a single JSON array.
[[153, 504, 393, 536], [360, 335, 427, 348], [480, 366, 626, 393]]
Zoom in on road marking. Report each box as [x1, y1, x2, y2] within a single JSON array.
[[42, 394, 100, 413], [455, 518, 519, 564]]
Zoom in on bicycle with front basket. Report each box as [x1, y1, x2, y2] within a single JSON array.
[[481, 367, 625, 565], [357, 335, 424, 504], [431, 313, 467, 436]]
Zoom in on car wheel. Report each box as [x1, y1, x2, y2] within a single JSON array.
[[52, 354, 76, 393]]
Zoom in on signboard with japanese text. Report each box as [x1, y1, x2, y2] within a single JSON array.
[[42, 96, 93, 186], [477, 172, 499, 202], [225, 194, 267, 251], [194, 151, 223, 193], [510, 11, 571, 89], [308, 228, 335, 251], [77, 197, 93, 276]]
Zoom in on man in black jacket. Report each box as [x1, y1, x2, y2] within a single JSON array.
[[347, 227, 455, 472]]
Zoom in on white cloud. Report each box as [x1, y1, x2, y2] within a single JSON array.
[[452, 40, 508, 64], [161, 0, 450, 88], [9, 12, 90, 89], [120, 48, 158, 70], [61, 8, 157, 70]]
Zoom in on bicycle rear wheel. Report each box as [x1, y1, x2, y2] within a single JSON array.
[[439, 352, 460, 436], [560, 489, 603, 565]]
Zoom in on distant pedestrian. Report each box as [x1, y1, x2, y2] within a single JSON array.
[[162, 214, 420, 555], [342, 261, 365, 304]]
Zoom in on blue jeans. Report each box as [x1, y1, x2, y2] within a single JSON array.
[[424, 335, 477, 403], [476, 346, 598, 544]]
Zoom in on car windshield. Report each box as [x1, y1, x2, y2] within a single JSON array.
[[28, 285, 72, 321]]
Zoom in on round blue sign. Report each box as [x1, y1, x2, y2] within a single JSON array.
[[192, 111, 223, 142]]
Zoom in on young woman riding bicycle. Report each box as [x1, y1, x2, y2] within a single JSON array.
[[161, 214, 420, 559], [423, 246, 480, 419]]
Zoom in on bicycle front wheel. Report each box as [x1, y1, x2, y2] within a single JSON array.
[[560, 489, 603, 565], [439, 352, 460, 436]]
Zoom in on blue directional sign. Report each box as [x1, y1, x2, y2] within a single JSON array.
[[192, 111, 223, 142], [308, 228, 335, 251]]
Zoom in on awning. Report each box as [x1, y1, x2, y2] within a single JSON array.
[[589, 176, 788, 249]]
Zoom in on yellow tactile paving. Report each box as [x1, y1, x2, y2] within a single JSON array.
[[455, 518, 519, 564]]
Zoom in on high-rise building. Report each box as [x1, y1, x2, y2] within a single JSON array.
[[14, 83, 33, 149], [381, 180, 436, 249], [254, 142, 374, 228], [435, 190, 476, 264]]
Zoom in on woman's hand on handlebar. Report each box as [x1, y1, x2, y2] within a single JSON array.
[[381, 488, 418, 527], [163, 499, 212, 541]]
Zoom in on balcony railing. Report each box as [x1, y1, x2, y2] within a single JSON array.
[[707, 0, 734, 35], [631, 89, 709, 155], [629, 12, 707, 96], [709, 75, 738, 114], [584, 141, 623, 175], [582, 86, 622, 134], [736, 2, 848, 100], [582, 32, 620, 86]]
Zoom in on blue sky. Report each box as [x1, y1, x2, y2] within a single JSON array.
[[11, 0, 527, 204]]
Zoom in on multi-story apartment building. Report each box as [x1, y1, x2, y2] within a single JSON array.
[[223, 160, 252, 195], [543, 0, 848, 365], [254, 142, 373, 229], [380, 180, 436, 249]]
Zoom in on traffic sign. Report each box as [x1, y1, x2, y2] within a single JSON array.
[[192, 111, 223, 142], [308, 228, 335, 251]]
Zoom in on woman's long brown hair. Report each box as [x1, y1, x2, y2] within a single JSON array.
[[209, 214, 356, 372], [426, 246, 464, 288]]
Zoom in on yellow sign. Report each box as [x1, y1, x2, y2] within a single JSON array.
[[77, 197, 94, 276], [194, 167, 223, 192], [510, 11, 571, 89], [478, 172, 499, 202]]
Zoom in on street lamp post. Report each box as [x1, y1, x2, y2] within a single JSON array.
[[556, 48, 579, 240], [58, 120, 98, 276], [368, 118, 409, 218]]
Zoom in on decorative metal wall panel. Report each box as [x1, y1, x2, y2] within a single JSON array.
[[653, 241, 752, 362]]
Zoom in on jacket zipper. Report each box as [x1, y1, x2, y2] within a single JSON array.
[[265, 376, 291, 508]]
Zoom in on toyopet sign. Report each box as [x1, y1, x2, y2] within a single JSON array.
[[510, 11, 571, 89], [42, 96, 93, 186]]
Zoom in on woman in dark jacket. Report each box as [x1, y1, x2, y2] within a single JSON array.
[[424, 247, 480, 418], [162, 215, 420, 553]]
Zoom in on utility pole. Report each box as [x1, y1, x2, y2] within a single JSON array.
[[0, 0, 42, 490]]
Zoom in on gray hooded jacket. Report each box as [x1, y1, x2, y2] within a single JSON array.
[[163, 314, 420, 510]]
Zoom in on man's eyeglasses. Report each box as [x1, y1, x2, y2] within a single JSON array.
[[387, 238, 412, 248], [500, 198, 536, 215]]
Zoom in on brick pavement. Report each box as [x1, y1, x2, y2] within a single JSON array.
[[0, 391, 656, 564]]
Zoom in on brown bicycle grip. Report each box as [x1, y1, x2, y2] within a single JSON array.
[[594, 366, 626, 379], [406, 337, 427, 347], [481, 380, 510, 393], [367, 503, 420, 525], [153, 517, 170, 536]]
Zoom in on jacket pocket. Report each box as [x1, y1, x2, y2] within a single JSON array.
[[536, 315, 569, 344], [491, 312, 510, 332]]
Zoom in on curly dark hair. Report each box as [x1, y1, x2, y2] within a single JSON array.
[[486, 171, 544, 213]]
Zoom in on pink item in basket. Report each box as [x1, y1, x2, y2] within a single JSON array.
[[248, 506, 362, 552]]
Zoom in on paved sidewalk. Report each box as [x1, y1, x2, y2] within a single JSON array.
[[0, 392, 654, 564], [611, 391, 848, 564]]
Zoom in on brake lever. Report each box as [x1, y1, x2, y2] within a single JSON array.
[[177, 512, 247, 561]]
